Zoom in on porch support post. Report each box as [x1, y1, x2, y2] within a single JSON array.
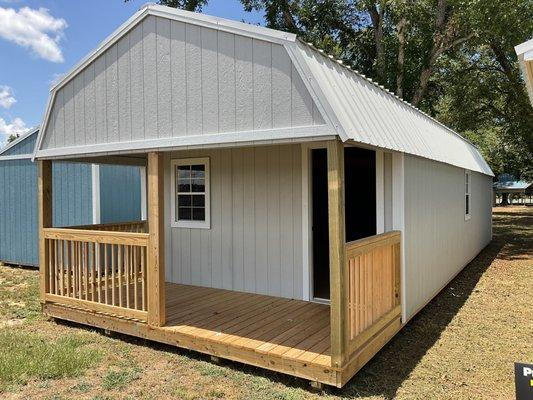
[[38, 160, 53, 302], [327, 139, 347, 368], [147, 152, 166, 326]]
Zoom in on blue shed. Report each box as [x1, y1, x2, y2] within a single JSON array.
[[0, 128, 144, 266]]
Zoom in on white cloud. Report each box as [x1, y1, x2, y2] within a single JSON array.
[[0, 6, 67, 63], [0, 85, 16, 109], [0, 117, 27, 146]]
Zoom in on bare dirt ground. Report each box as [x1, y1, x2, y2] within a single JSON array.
[[0, 206, 531, 400]]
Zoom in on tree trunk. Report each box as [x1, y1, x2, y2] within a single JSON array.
[[411, 61, 436, 106], [410, 0, 447, 106], [396, 16, 407, 98], [368, 3, 385, 82]]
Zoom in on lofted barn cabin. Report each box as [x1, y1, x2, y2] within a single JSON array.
[[34, 4, 493, 387]]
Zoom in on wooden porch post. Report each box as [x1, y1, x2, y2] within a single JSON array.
[[38, 160, 52, 302], [147, 152, 166, 326], [327, 139, 347, 368]]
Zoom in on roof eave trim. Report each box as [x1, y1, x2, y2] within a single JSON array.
[[35, 124, 334, 159], [32, 91, 55, 161]]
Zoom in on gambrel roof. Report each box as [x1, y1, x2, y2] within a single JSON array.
[[35, 4, 493, 176]]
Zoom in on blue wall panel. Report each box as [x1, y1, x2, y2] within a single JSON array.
[[52, 162, 93, 227], [0, 160, 94, 266], [100, 165, 142, 223], [0, 159, 39, 266], [2, 134, 38, 156]]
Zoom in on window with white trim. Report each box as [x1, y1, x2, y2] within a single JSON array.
[[171, 158, 210, 229], [465, 170, 471, 220]]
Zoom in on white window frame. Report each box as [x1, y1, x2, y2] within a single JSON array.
[[171, 157, 211, 229], [465, 170, 471, 221]]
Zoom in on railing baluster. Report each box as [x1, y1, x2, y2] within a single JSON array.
[[118, 245, 123, 308], [59, 240, 64, 296], [125, 245, 130, 309], [54, 240, 59, 295], [73, 241, 78, 299], [141, 246, 146, 311], [72, 241, 78, 299], [90, 242, 95, 302], [111, 244, 116, 306], [47, 240, 53, 294], [73, 241, 77, 299], [66, 241, 71, 297], [134, 245, 138, 310], [78, 242, 83, 300], [96, 242, 100, 303], [104, 244, 108, 305], [83, 242, 87, 300]]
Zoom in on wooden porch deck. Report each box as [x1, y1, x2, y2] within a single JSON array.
[[163, 283, 331, 367], [43, 282, 338, 385]]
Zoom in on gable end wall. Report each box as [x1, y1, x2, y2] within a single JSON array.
[[42, 15, 325, 151]]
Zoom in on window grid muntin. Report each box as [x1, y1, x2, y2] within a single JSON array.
[[176, 164, 206, 222]]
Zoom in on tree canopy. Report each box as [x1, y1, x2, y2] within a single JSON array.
[[143, 0, 533, 179]]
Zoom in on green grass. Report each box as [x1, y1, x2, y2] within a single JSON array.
[[71, 381, 92, 393], [0, 266, 41, 322], [0, 329, 102, 388], [102, 367, 142, 390]]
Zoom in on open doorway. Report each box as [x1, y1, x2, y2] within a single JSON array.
[[311, 148, 330, 300], [310, 146, 377, 301], [344, 147, 376, 242]]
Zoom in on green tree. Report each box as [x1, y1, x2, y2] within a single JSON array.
[[7, 134, 20, 143]]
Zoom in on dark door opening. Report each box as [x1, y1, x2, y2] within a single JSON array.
[[311, 148, 330, 300], [311, 146, 377, 301], [344, 147, 376, 242]]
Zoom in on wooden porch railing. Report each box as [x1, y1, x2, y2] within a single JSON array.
[[42, 228, 149, 322], [344, 231, 401, 357], [69, 220, 147, 233]]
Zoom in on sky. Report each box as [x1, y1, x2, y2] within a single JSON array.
[[0, 0, 264, 147]]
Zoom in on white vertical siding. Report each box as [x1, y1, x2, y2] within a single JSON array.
[[164, 144, 304, 300], [383, 152, 393, 231], [403, 155, 492, 319], [42, 15, 325, 151]]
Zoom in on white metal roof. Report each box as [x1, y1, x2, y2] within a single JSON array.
[[286, 40, 493, 175], [35, 4, 493, 176], [515, 38, 533, 107]]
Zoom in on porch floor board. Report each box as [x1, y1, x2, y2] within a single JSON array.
[[163, 283, 331, 367]]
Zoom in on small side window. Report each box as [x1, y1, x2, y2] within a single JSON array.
[[465, 170, 471, 220], [171, 158, 210, 229]]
